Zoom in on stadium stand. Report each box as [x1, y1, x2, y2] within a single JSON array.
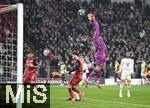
[[0, 0, 149, 78]]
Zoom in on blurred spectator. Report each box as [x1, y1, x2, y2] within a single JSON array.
[[1, 0, 149, 78]]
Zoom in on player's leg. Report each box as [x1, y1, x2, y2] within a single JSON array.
[[119, 80, 124, 98], [72, 85, 84, 101], [115, 73, 121, 85], [94, 64, 104, 88], [67, 77, 78, 102], [67, 84, 75, 103], [141, 74, 149, 85], [87, 69, 97, 80], [60, 74, 66, 86], [84, 69, 97, 87], [127, 79, 131, 97], [119, 74, 125, 98], [93, 51, 106, 88], [66, 87, 80, 101], [62, 74, 66, 85], [79, 72, 87, 87], [71, 78, 84, 101], [126, 74, 132, 97], [141, 73, 145, 85], [73, 91, 80, 101], [66, 86, 80, 101]]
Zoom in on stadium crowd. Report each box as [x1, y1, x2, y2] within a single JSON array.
[[0, 0, 150, 78], [23, 0, 150, 77]]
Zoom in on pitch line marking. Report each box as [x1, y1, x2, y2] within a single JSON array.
[[84, 97, 150, 108], [51, 97, 150, 108]]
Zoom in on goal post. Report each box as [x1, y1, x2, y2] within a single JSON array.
[[16, 3, 23, 108], [0, 3, 23, 108]]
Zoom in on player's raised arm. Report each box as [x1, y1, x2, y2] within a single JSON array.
[[87, 14, 100, 36]]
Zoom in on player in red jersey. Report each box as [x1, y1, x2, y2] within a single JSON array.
[[23, 53, 38, 84], [67, 54, 85, 103], [23, 53, 43, 93]]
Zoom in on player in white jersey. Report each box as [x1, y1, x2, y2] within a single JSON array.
[[118, 52, 134, 98], [79, 62, 89, 86]]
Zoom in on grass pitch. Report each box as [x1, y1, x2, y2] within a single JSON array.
[[50, 85, 150, 108]]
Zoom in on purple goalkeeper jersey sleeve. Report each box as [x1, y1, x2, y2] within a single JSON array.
[[92, 18, 107, 64], [92, 19, 106, 51]]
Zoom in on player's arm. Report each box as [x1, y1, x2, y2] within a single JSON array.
[[23, 64, 38, 76], [88, 14, 100, 36], [26, 60, 40, 69], [26, 64, 37, 68]]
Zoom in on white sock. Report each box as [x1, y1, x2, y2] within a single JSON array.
[[73, 91, 79, 100], [127, 84, 131, 97], [119, 83, 123, 97]]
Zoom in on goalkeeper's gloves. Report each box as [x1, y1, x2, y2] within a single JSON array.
[[87, 13, 95, 21]]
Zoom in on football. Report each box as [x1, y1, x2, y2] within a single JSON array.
[[78, 9, 85, 16]]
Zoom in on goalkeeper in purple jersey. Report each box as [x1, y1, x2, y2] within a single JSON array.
[[84, 13, 107, 88]]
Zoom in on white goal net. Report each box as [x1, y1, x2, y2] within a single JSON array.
[[0, 4, 23, 85], [0, 5, 17, 83], [0, 4, 23, 108]]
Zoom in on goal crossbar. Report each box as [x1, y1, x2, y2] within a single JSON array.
[[0, 5, 17, 14]]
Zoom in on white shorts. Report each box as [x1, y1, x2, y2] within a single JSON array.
[[121, 73, 131, 80]]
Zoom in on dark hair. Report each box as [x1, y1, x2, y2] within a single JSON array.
[[72, 52, 79, 56], [87, 7, 96, 16]]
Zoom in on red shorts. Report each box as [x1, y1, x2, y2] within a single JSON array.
[[23, 71, 37, 84], [70, 74, 82, 86]]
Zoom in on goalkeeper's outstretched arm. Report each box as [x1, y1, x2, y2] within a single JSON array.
[[87, 13, 100, 36]]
